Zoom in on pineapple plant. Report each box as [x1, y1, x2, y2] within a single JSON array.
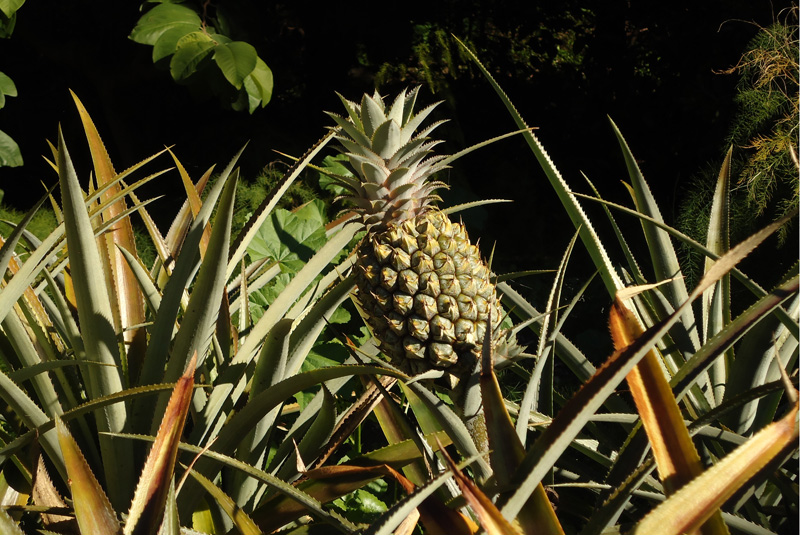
[[326, 87, 507, 381]]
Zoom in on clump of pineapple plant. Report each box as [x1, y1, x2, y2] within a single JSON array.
[[1, 39, 798, 535]]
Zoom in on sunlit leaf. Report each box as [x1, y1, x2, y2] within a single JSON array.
[[56, 418, 121, 535]]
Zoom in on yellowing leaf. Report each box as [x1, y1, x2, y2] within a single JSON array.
[[56, 418, 121, 535], [609, 297, 728, 535], [633, 400, 799, 535]]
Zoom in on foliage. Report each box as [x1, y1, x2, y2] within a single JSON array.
[[726, 10, 799, 233], [0, 0, 23, 167], [130, 1, 273, 113], [0, 51, 797, 535], [0, 0, 23, 38], [680, 9, 799, 263]]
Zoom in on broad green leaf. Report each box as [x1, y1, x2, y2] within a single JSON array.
[[129, 3, 201, 45], [0, 71, 17, 103], [169, 31, 215, 81], [152, 25, 196, 62], [244, 58, 273, 112], [125, 354, 196, 535], [56, 418, 121, 535], [248, 200, 328, 272], [0, 129, 22, 167], [213, 41, 257, 89]]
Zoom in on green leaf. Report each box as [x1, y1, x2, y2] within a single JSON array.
[[129, 3, 201, 46], [152, 25, 196, 62], [56, 418, 121, 535], [244, 58, 273, 112], [213, 41, 257, 89], [169, 31, 215, 81], [248, 200, 328, 272], [0, 507, 24, 535], [0, 129, 22, 167], [0, 0, 23, 18], [0, 71, 17, 107], [56, 127, 133, 509]]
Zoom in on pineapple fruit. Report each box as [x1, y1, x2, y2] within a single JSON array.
[[327, 88, 507, 378]]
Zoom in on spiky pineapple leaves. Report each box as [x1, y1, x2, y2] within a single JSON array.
[[479, 318, 564, 535], [609, 297, 729, 535], [54, 354, 197, 535], [633, 396, 798, 535]]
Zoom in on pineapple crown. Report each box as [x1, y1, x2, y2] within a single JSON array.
[[326, 87, 451, 231]]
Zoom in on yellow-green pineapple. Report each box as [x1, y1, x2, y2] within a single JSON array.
[[327, 88, 506, 377]]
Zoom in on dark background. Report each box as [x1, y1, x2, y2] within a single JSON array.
[[1, 1, 795, 345]]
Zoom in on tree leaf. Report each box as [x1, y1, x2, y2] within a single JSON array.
[[244, 58, 273, 112], [0, 129, 22, 167], [0, 71, 17, 107], [129, 3, 201, 46], [152, 25, 196, 62], [169, 32, 216, 81], [213, 41, 257, 89]]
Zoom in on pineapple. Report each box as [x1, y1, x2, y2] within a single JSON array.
[[327, 88, 506, 378]]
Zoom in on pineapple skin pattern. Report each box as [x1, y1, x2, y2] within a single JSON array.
[[327, 88, 504, 377]]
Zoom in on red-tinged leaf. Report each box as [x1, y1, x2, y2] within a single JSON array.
[[480, 327, 564, 535], [438, 441, 521, 535], [609, 296, 728, 535], [55, 418, 121, 535], [634, 400, 799, 535], [124, 353, 196, 535]]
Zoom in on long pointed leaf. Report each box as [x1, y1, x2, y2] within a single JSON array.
[[125, 354, 196, 535], [57, 126, 133, 509], [609, 296, 728, 535], [56, 417, 121, 535], [500, 212, 794, 520], [632, 400, 798, 535]]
